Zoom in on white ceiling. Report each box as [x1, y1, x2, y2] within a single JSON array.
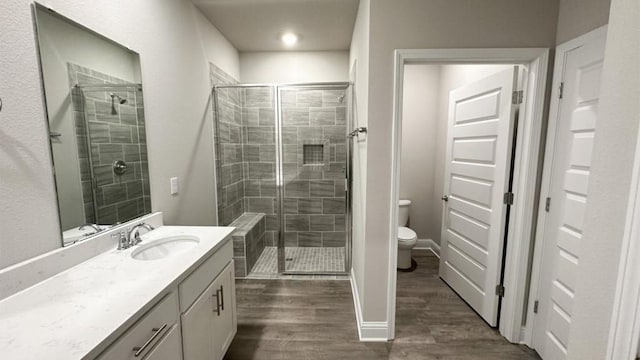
[[192, 0, 360, 52]]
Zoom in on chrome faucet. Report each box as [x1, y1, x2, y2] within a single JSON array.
[[79, 223, 101, 234], [127, 223, 155, 247]]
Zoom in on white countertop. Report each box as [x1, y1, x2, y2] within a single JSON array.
[[0, 226, 234, 360]]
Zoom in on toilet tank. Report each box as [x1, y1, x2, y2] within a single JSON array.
[[398, 199, 411, 226]]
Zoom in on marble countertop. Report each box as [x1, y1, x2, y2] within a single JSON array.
[[0, 226, 234, 360], [62, 225, 111, 246]]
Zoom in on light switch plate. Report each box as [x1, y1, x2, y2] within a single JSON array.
[[170, 177, 178, 195]]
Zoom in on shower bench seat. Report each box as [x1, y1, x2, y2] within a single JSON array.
[[229, 212, 266, 277]]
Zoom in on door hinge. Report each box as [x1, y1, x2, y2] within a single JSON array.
[[533, 300, 539, 314], [545, 197, 551, 212], [558, 82, 564, 99], [503, 192, 514, 205], [512, 90, 524, 105], [496, 285, 505, 297]]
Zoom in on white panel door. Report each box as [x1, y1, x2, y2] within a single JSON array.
[[439, 67, 520, 326], [532, 30, 607, 360]]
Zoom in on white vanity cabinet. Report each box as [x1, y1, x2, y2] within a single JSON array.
[[211, 263, 236, 359], [96, 240, 236, 360], [97, 291, 182, 360], [180, 241, 236, 360]]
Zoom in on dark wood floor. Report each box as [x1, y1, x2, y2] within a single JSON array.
[[225, 250, 540, 359]]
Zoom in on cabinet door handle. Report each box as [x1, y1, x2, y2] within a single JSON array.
[[212, 292, 220, 316], [133, 323, 168, 357], [219, 285, 224, 311]]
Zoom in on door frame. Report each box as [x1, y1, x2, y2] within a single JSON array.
[[606, 120, 640, 359], [606, 118, 640, 359], [524, 26, 607, 347], [388, 48, 550, 342]]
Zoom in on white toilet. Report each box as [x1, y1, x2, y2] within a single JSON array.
[[397, 199, 418, 270]]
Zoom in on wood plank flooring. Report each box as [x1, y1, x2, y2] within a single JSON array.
[[225, 250, 540, 359]]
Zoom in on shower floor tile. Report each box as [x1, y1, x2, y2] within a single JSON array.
[[249, 246, 345, 276]]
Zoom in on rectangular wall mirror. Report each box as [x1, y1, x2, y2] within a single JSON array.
[[33, 4, 151, 246]]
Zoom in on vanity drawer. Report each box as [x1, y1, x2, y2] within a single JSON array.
[[179, 239, 232, 312], [97, 291, 180, 360]]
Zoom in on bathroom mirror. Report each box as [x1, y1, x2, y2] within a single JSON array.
[[33, 5, 151, 246]]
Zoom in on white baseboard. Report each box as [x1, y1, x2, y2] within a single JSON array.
[[350, 268, 390, 342], [519, 327, 526, 344], [414, 238, 440, 258]]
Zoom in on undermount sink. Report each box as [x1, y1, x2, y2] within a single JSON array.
[[131, 235, 200, 261]]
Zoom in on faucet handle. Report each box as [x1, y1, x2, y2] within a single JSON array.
[[114, 231, 128, 250], [128, 223, 154, 246]]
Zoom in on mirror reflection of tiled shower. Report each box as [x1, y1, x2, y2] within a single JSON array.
[[211, 64, 350, 277], [69, 64, 151, 227]]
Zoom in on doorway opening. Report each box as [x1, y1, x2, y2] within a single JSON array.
[[388, 49, 550, 345], [395, 63, 525, 342]]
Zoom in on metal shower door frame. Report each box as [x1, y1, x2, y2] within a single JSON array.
[[212, 82, 353, 276], [275, 82, 352, 276]]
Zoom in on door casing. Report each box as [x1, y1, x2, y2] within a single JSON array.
[[389, 48, 550, 342]]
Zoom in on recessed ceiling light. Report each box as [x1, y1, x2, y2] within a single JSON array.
[[281, 32, 298, 46]]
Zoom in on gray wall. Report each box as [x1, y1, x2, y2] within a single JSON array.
[[0, 0, 239, 268], [556, 0, 611, 44], [240, 51, 349, 83], [399, 65, 440, 239], [356, 0, 560, 323], [566, 0, 638, 357]]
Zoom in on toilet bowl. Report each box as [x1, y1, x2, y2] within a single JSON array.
[[398, 226, 417, 269], [398, 199, 417, 270]]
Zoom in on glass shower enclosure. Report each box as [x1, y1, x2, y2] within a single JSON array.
[[213, 83, 352, 276]]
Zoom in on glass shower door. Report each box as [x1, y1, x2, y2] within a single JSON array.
[[212, 82, 351, 277], [213, 85, 278, 277], [277, 84, 350, 274]]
